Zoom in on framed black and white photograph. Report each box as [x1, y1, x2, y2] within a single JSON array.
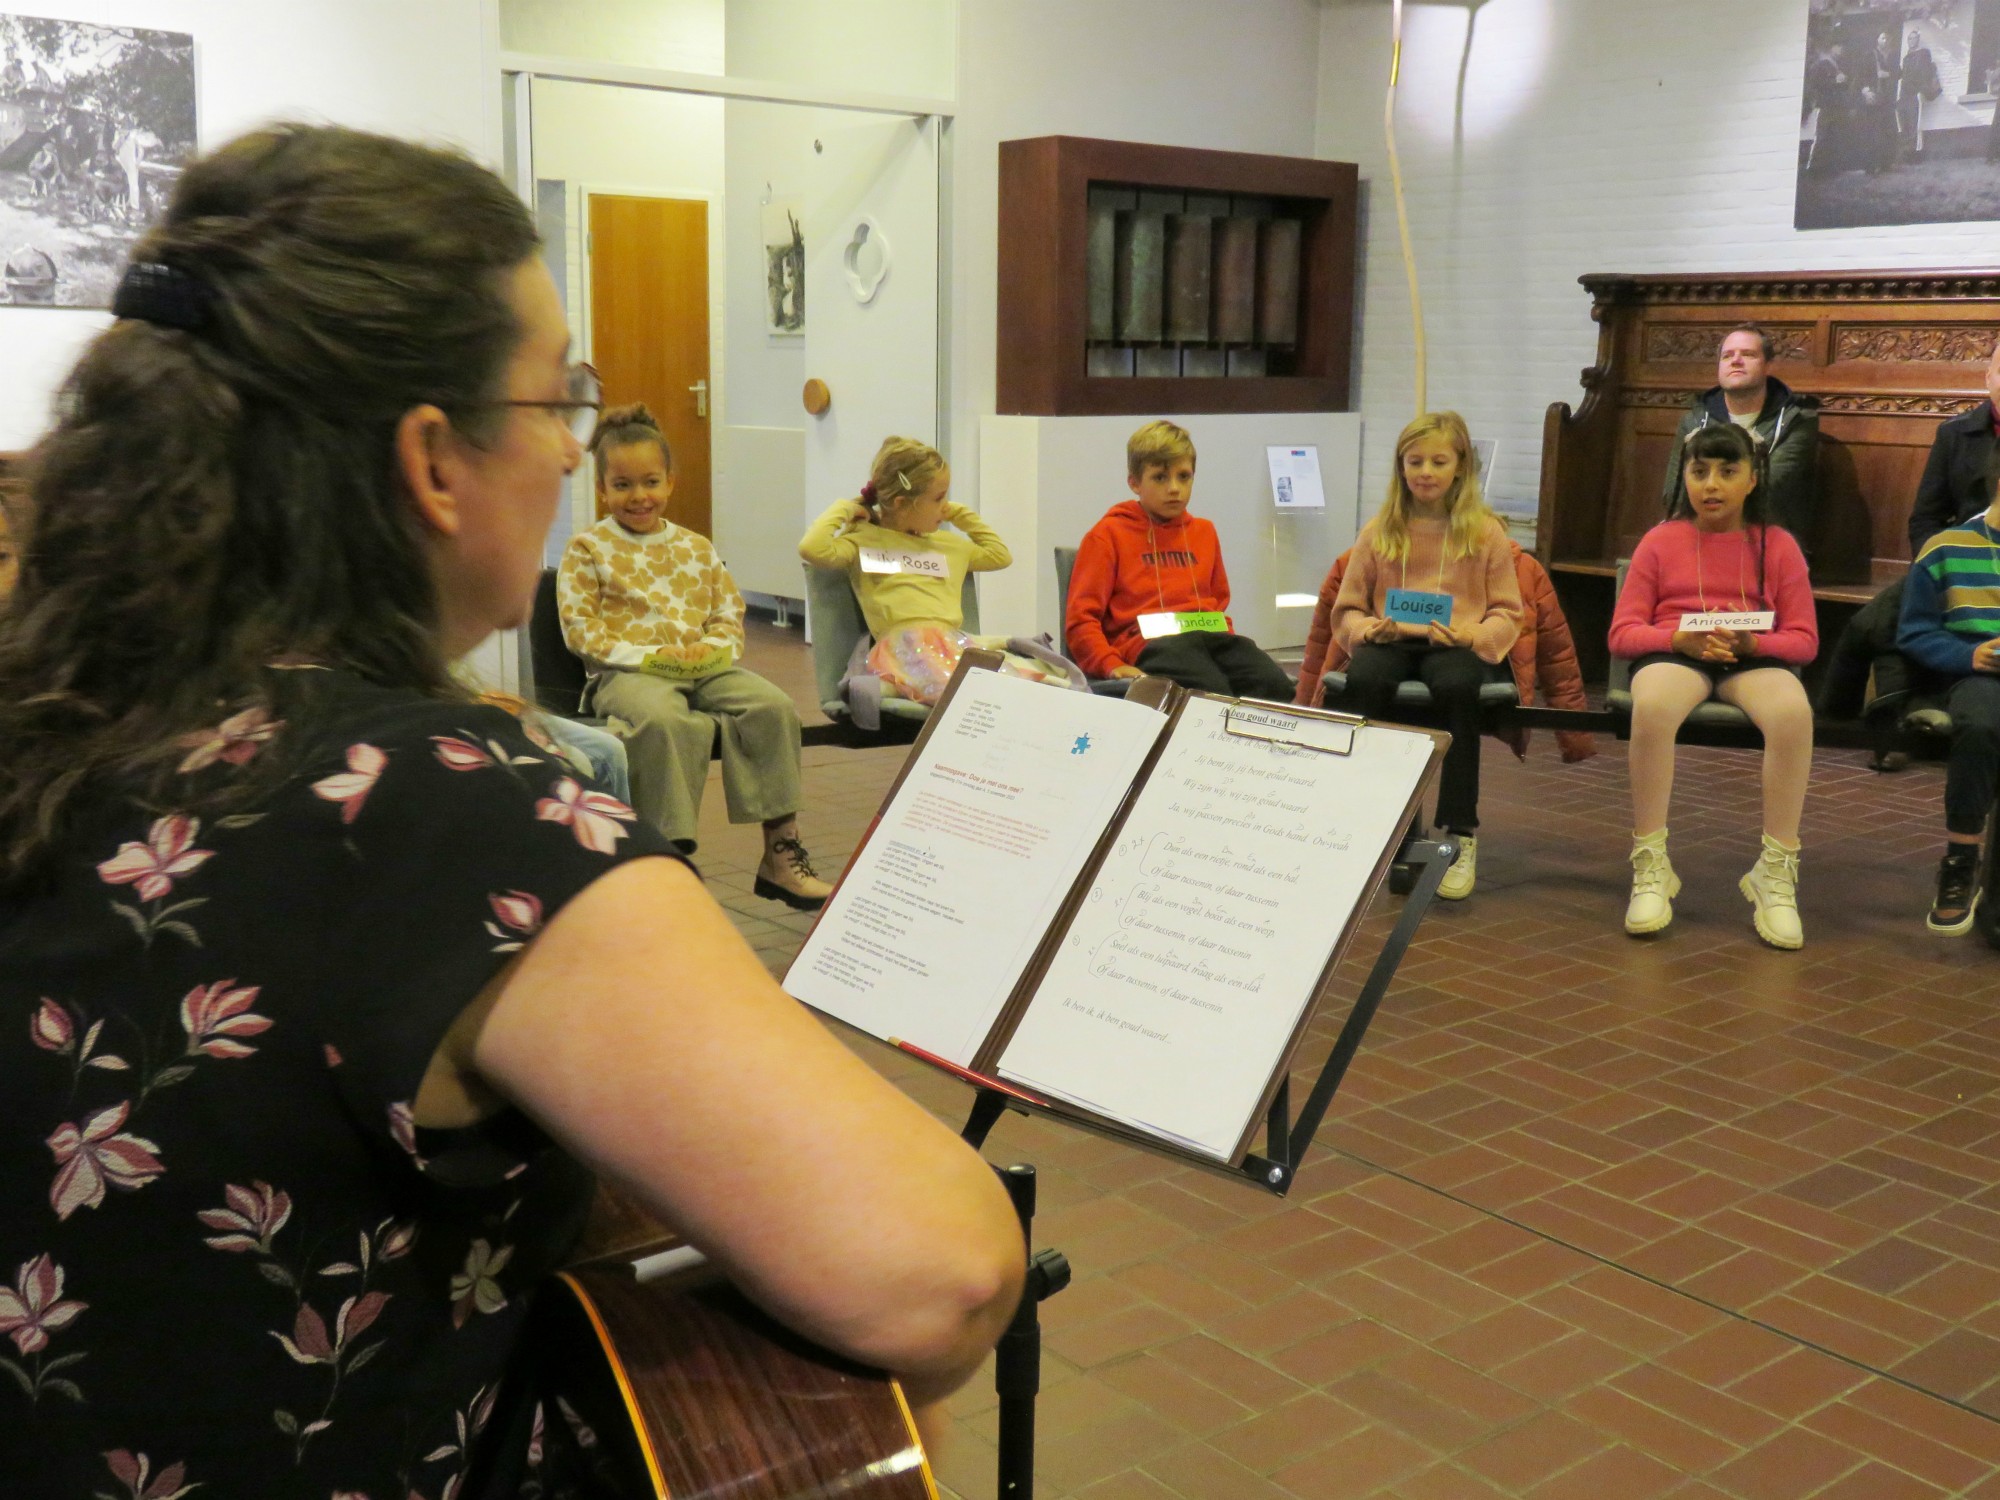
[[1796, 0, 2000, 229], [762, 196, 804, 336], [0, 13, 196, 308]]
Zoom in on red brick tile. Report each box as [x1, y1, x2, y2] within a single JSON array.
[[1046, 1303, 1200, 1370], [1904, 1258, 2000, 1322], [1724, 1347, 1869, 1420], [1612, 1361, 1785, 1449], [1320, 1266, 1478, 1341], [1094, 1352, 1256, 1435], [1678, 1248, 1808, 1308], [1849, 1376, 2000, 1465], [1207, 1288, 1353, 1357], [1808, 1462, 1950, 1500], [1074, 1469, 1187, 1500], [1567, 1383, 1740, 1473], [1522, 1443, 1684, 1500], [1269, 1420, 1436, 1498], [1113, 1258, 1255, 1326], [1152, 1334, 1303, 1410], [1462, 1239, 1594, 1299], [1458, 1409, 1606, 1491], [1268, 1317, 1416, 1386], [1656, 1319, 1794, 1389], [1801, 1397, 1995, 1492], [1432, 1302, 1574, 1372], [1328, 1367, 1494, 1450], [1377, 1345, 1540, 1429], [1033, 1406, 1187, 1494], [1571, 1265, 1726, 1338], [1623, 1226, 1746, 1285], [1205, 1392, 1366, 1473], [1492, 1329, 1639, 1402], [1138, 1440, 1299, 1500], [1783, 1271, 1951, 1347]]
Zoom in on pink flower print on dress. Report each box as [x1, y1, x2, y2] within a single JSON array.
[[312, 742, 387, 824], [197, 1181, 293, 1254], [0, 1254, 86, 1355], [484, 890, 544, 952], [430, 735, 496, 772], [96, 814, 214, 902], [176, 704, 282, 774], [30, 998, 72, 1053], [179, 980, 272, 1060], [534, 777, 636, 856], [100, 1451, 198, 1500], [47, 1102, 165, 1219]]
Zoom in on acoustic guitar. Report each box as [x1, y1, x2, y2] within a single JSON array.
[[532, 1184, 938, 1500]]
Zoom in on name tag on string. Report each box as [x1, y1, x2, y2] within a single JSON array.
[[858, 547, 950, 579], [1679, 610, 1775, 632], [1384, 589, 1453, 626], [1137, 610, 1231, 640]]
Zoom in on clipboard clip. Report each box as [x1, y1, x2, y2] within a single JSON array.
[[1223, 705, 1360, 756]]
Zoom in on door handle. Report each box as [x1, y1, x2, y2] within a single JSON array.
[[688, 379, 708, 420]]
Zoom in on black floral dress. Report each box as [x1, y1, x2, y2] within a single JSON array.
[[0, 670, 676, 1498]]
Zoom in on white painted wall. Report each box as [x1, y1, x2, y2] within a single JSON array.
[[0, 0, 497, 452], [725, 0, 955, 99], [1314, 0, 2000, 518], [947, 0, 1329, 631], [501, 0, 725, 74]]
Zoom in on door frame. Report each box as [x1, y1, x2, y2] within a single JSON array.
[[497, 54, 955, 687], [572, 183, 725, 544]]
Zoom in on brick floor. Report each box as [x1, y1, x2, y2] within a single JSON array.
[[688, 617, 2000, 1499]]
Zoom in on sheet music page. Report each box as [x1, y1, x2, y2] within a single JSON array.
[[784, 671, 1169, 1066], [996, 697, 1434, 1159]]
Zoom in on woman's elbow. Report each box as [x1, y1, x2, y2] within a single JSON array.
[[858, 1232, 1025, 1379]]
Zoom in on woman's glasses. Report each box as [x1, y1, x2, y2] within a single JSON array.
[[485, 362, 604, 443]]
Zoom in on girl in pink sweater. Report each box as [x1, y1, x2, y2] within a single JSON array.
[[1610, 421, 1817, 949], [1330, 411, 1521, 900]]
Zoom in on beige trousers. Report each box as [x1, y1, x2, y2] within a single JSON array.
[[593, 667, 804, 845]]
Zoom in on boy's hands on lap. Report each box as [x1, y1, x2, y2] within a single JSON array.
[[1109, 664, 1145, 680], [1974, 638, 2000, 674]]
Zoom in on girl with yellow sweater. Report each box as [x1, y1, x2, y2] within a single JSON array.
[[799, 437, 1053, 702], [558, 404, 830, 907], [1329, 411, 1522, 900]]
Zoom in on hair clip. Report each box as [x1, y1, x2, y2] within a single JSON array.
[[112, 261, 210, 333], [896, 471, 913, 493]]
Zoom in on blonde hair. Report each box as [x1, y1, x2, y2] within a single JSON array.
[[589, 402, 672, 480], [1127, 419, 1196, 478], [860, 437, 947, 517], [1370, 411, 1494, 563]]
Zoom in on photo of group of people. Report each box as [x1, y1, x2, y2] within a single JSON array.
[[0, 13, 195, 308], [1796, 0, 2000, 228]]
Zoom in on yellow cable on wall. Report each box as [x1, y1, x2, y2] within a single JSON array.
[[1384, 0, 1426, 416]]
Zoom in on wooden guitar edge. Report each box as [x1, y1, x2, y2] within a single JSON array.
[[555, 1270, 672, 1498], [887, 1375, 942, 1500]]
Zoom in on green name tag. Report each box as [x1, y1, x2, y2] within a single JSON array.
[[1175, 611, 1229, 634], [641, 647, 731, 681]]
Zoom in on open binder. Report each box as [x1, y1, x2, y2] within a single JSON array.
[[784, 651, 1448, 1182]]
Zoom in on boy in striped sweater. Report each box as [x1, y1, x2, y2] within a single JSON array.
[[1899, 494, 2000, 933]]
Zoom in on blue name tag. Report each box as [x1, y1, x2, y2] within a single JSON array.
[[1385, 589, 1453, 626]]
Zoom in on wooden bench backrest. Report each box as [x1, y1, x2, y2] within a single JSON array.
[[1537, 270, 2000, 592]]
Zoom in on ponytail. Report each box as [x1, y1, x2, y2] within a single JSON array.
[[860, 437, 944, 518], [589, 401, 673, 473]]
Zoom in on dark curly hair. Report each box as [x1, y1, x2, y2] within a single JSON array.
[[0, 123, 539, 887]]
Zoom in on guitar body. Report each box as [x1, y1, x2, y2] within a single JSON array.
[[533, 1265, 938, 1500]]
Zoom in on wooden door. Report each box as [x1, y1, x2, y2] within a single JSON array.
[[588, 194, 711, 537]]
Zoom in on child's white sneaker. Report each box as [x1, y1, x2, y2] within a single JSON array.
[[1625, 830, 1680, 935], [1438, 835, 1477, 901], [1740, 833, 1803, 950]]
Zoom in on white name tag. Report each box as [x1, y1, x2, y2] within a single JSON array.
[[1137, 611, 1180, 640], [1679, 611, 1776, 632], [858, 547, 949, 579]]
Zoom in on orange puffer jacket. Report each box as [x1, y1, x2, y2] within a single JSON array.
[[1295, 541, 1597, 763]]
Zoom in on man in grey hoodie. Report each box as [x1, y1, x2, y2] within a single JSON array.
[[1660, 324, 1821, 555]]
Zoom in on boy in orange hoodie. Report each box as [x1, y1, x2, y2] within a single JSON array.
[[1065, 421, 1295, 700]]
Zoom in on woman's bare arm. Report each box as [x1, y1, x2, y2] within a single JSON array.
[[459, 857, 1024, 1400]]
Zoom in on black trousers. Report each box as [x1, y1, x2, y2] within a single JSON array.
[[1135, 631, 1294, 702], [1339, 642, 1493, 832], [1947, 674, 2000, 836]]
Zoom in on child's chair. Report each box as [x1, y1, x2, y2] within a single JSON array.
[[803, 564, 980, 732], [1605, 559, 1755, 736]]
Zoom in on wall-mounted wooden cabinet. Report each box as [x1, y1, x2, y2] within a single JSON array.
[[997, 136, 1358, 416]]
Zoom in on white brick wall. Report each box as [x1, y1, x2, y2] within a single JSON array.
[[1314, 0, 2000, 520]]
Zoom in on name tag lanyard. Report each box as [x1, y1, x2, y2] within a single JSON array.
[[1396, 546, 1450, 618], [1148, 521, 1208, 618], [1694, 528, 1760, 617]]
